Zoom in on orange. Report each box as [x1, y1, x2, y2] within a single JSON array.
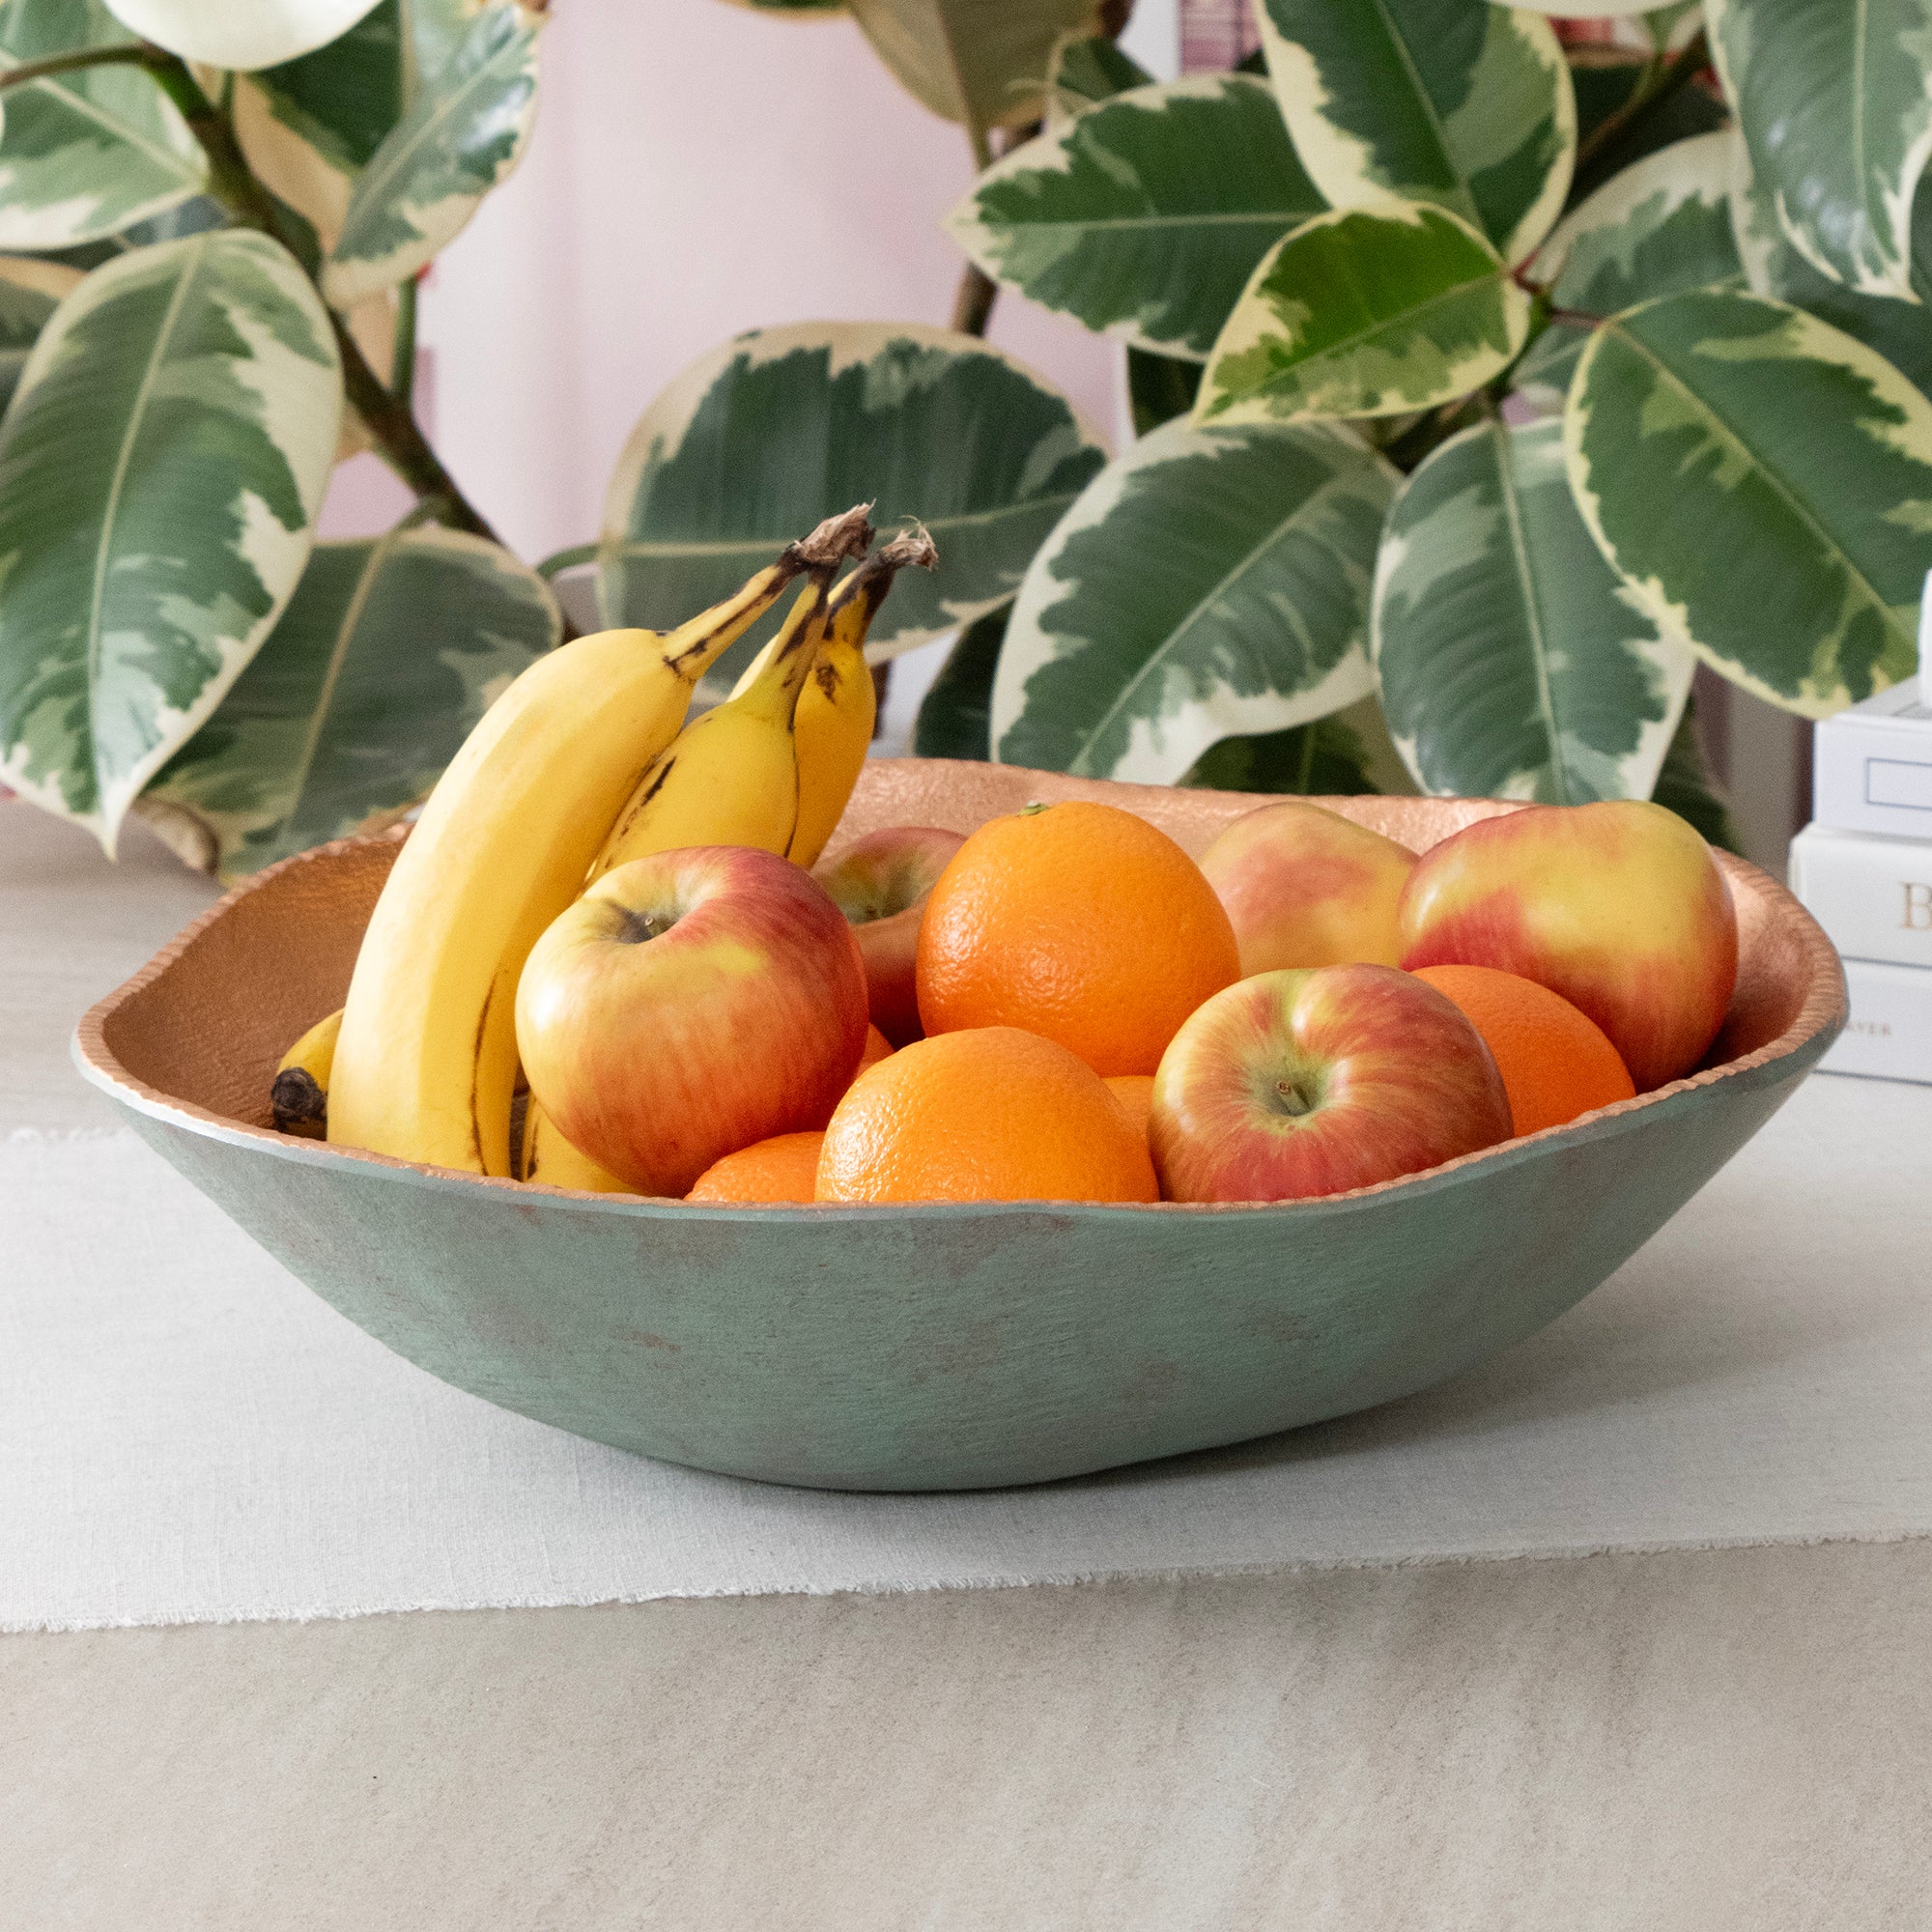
[[1412, 965, 1635, 1137], [915, 801, 1239, 1076], [1104, 1073, 1154, 1138], [687, 1131, 824, 1205], [816, 1026, 1159, 1204]]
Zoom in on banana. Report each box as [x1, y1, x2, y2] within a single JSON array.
[[270, 1007, 342, 1138], [587, 574, 834, 881], [733, 526, 939, 867], [327, 505, 875, 1176], [519, 1097, 632, 1194]]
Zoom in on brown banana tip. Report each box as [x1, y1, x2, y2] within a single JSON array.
[[270, 1066, 327, 1136], [785, 503, 876, 575], [830, 522, 939, 616], [880, 522, 938, 573]]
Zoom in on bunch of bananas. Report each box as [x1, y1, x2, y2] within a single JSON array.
[[284, 506, 936, 1185]]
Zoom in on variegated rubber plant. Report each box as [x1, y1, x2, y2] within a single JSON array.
[[0, 0, 556, 871], [10, 0, 1932, 877], [908, 0, 1932, 837]]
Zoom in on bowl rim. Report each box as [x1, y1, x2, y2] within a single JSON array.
[[72, 796, 1849, 1223]]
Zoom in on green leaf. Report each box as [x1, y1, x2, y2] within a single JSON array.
[[1706, 0, 1932, 301], [1649, 689, 1743, 852], [0, 253, 78, 413], [1516, 129, 1744, 406], [1254, 0, 1575, 265], [234, 1, 485, 247], [1373, 417, 1694, 804], [1731, 143, 1932, 399], [912, 602, 1007, 761], [0, 231, 341, 849], [946, 73, 1323, 360], [0, 0, 208, 249], [845, 0, 1105, 144], [598, 320, 1106, 669], [718, 0, 842, 13], [321, 0, 541, 308], [1566, 288, 1932, 717], [1179, 696, 1402, 795], [99, 0, 385, 69], [1568, 53, 1730, 206], [145, 527, 560, 879], [991, 417, 1393, 781], [1195, 203, 1532, 427], [1045, 29, 1150, 125], [1126, 345, 1200, 435]]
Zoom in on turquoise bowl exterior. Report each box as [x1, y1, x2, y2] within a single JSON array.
[[74, 764, 1846, 1492]]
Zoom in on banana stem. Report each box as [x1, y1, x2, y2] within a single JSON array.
[[829, 525, 939, 633], [659, 507, 872, 679]]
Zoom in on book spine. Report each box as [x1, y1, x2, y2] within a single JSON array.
[[1790, 827, 1932, 970]]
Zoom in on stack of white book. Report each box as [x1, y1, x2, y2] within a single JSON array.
[[1789, 640, 1932, 1086]]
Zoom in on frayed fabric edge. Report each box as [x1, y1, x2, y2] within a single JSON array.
[[10, 1524, 1932, 1637]]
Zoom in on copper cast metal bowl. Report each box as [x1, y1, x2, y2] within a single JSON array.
[[75, 761, 1846, 1491]]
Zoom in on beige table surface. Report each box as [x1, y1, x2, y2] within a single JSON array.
[[6, 802, 1929, 1930]]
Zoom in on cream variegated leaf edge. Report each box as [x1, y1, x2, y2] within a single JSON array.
[[0, 1, 209, 249], [1372, 417, 1693, 805], [1195, 202, 1532, 427], [235, 0, 492, 252], [1706, 0, 1932, 302], [944, 73, 1323, 360], [1515, 129, 1745, 407], [0, 232, 341, 852], [599, 319, 1107, 664], [991, 416, 1393, 784], [846, 0, 1105, 142], [1254, 0, 1575, 267], [1565, 289, 1932, 717], [321, 2, 542, 308], [100, 0, 386, 69], [0, 253, 81, 411], [144, 526, 561, 879]]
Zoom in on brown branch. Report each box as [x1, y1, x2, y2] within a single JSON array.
[[1574, 29, 1712, 177], [951, 262, 999, 338], [143, 51, 502, 544]]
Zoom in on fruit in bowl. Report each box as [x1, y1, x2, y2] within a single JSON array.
[[817, 1025, 1158, 1205], [916, 800, 1240, 1076], [1151, 963, 1512, 1203], [1398, 800, 1737, 1091], [814, 826, 966, 1047], [1412, 965, 1634, 1137], [516, 845, 868, 1197], [79, 764, 1844, 1491], [1198, 799, 1416, 972]]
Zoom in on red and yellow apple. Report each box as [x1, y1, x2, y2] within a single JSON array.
[[1198, 801, 1415, 972], [516, 845, 868, 1197], [1397, 801, 1737, 1091], [1150, 964, 1511, 1203], [814, 825, 966, 1045]]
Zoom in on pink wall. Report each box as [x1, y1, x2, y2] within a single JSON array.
[[358, 0, 1130, 565]]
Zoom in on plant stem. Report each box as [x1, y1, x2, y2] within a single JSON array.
[[0, 43, 156, 91], [1574, 28, 1711, 176], [392, 274, 419, 416], [142, 50, 501, 542], [952, 121, 1002, 338], [951, 263, 999, 338]]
